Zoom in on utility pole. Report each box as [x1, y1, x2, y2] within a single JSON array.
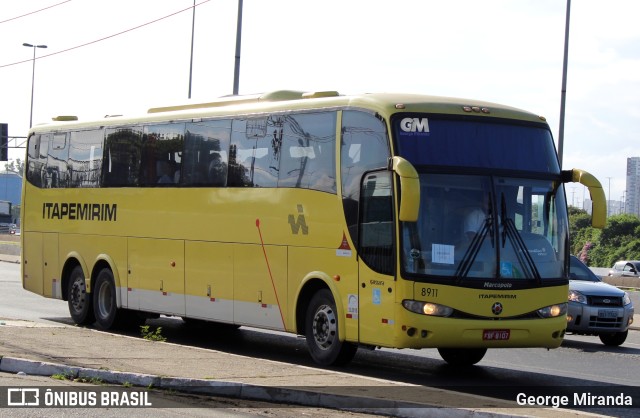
[[233, 0, 243, 95], [557, 0, 571, 167]]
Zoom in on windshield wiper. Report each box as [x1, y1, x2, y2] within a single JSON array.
[[500, 193, 541, 281], [455, 210, 494, 280]]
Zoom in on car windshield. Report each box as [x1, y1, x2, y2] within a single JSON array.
[[401, 173, 568, 281], [569, 256, 600, 282]]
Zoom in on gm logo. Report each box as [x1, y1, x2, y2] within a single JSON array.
[[400, 117, 430, 133]]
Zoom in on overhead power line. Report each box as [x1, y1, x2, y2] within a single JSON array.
[[0, 0, 72, 25], [0, 0, 210, 69]]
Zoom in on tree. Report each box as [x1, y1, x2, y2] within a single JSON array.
[[3, 159, 24, 176], [569, 209, 640, 267]]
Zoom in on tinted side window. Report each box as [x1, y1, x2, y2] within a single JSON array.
[[26, 134, 47, 188], [278, 112, 336, 193], [46, 133, 70, 188], [140, 124, 185, 186], [183, 120, 231, 186], [360, 171, 394, 275], [228, 118, 278, 187], [103, 127, 143, 187], [68, 129, 104, 188], [341, 110, 390, 246]]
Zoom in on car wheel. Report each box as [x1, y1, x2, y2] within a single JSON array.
[[438, 348, 487, 366], [305, 289, 357, 366], [67, 266, 95, 325], [599, 330, 628, 346]]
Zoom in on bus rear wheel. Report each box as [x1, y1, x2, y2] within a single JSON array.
[[92, 268, 120, 330], [67, 266, 95, 325], [305, 289, 357, 366], [438, 348, 487, 366]]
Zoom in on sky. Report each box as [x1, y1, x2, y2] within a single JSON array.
[[1, 0, 639, 209]]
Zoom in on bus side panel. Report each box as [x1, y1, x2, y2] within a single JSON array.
[[288, 246, 359, 342], [184, 241, 234, 323], [358, 266, 396, 347], [58, 234, 128, 305], [128, 237, 185, 316], [233, 243, 287, 331], [42, 233, 60, 298], [22, 232, 44, 296]]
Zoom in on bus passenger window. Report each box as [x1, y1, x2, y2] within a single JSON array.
[[103, 127, 143, 187], [278, 112, 337, 193], [46, 133, 69, 188], [228, 118, 277, 188], [141, 124, 185, 187], [184, 120, 231, 187], [68, 129, 104, 188]]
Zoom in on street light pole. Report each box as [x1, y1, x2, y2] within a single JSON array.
[[188, 0, 196, 99], [23, 43, 47, 128], [232, 0, 243, 95], [558, 0, 571, 167]]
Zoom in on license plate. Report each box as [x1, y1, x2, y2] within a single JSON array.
[[597, 309, 619, 319], [483, 329, 510, 340]]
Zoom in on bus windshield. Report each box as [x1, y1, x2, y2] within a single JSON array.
[[394, 115, 567, 282], [401, 173, 568, 281]]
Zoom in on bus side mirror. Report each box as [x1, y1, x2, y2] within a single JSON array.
[[563, 168, 606, 229], [391, 156, 420, 222]]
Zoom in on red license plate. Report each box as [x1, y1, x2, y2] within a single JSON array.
[[483, 329, 510, 340]]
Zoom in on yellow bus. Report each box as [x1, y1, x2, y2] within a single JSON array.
[[21, 90, 606, 366]]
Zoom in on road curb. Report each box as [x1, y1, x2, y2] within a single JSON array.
[[0, 356, 523, 417]]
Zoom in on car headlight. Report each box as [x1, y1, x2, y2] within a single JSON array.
[[537, 303, 567, 318], [568, 289, 587, 304], [623, 292, 631, 306], [402, 300, 453, 317]]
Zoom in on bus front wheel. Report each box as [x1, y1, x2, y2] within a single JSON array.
[[305, 289, 357, 366], [438, 348, 487, 366], [67, 266, 95, 325], [92, 268, 120, 330]]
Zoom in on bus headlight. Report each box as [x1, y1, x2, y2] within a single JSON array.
[[402, 300, 453, 317], [537, 303, 567, 318]]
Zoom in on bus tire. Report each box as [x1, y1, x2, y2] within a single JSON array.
[[305, 289, 357, 366], [437, 348, 487, 366], [92, 268, 120, 330], [67, 266, 95, 326], [599, 330, 627, 346]]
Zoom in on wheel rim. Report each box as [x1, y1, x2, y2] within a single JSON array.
[[312, 304, 337, 350], [70, 278, 87, 313], [96, 280, 113, 320]]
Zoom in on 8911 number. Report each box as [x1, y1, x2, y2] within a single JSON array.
[[420, 287, 438, 298]]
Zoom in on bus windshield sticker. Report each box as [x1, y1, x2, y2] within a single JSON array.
[[432, 243, 454, 264]]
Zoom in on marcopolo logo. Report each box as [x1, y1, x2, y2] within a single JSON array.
[[400, 117, 430, 133]]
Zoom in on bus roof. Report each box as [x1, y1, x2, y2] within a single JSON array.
[[32, 90, 547, 133]]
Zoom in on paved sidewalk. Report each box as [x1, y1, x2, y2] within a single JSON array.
[[0, 320, 598, 418]]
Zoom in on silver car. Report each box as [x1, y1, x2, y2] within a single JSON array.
[[567, 256, 634, 346], [608, 260, 640, 277]]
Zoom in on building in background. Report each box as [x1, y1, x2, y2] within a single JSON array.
[[626, 157, 640, 217], [0, 170, 22, 224]]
